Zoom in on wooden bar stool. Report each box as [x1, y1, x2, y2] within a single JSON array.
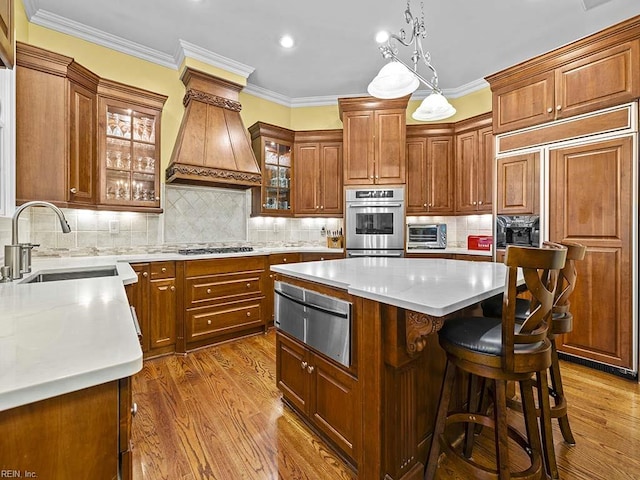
[[424, 244, 567, 480], [481, 241, 586, 478]]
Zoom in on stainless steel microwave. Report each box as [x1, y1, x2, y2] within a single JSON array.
[[407, 223, 447, 249]]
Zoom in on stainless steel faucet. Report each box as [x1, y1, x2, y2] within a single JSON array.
[[2, 201, 72, 281]]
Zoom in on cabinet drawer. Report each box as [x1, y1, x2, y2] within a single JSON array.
[[186, 272, 263, 306], [185, 256, 266, 277], [150, 261, 175, 280], [186, 301, 263, 341], [270, 253, 301, 265]]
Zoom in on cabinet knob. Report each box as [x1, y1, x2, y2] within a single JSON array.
[[206, 288, 212, 294], [161, 267, 167, 273], [70, 187, 77, 194], [556, 105, 562, 111], [301, 361, 308, 370], [246, 311, 251, 317], [207, 320, 212, 325], [246, 283, 251, 288], [472, 201, 477, 205], [263, 203, 267, 208], [547, 107, 553, 113], [283, 258, 287, 262], [142, 272, 148, 278], [170, 285, 176, 291], [131, 403, 138, 417], [428, 203, 432, 207], [307, 365, 315, 374], [316, 205, 319, 209], [155, 196, 160, 201], [320, 206, 324, 209], [478, 201, 483, 205], [423, 203, 427, 208], [269, 274, 274, 278], [320, 257, 325, 261], [370, 175, 374, 179]]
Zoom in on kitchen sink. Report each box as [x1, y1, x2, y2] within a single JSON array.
[[22, 266, 119, 283]]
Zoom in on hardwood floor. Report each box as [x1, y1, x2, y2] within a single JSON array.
[[132, 330, 640, 480]]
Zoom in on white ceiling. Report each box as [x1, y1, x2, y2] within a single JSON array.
[[25, 0, 640, 104]]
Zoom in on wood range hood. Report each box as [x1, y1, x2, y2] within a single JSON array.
[[165, 67, 261, 189]]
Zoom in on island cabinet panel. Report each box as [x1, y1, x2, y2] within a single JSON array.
[[339, 96, 409, 186], [183, 256, 268, 350], [276, 331, 359, 464], [549, 136, 634, 370], [0, 379, 133, 479], [496, 151, 539, 214], [487, 17, 640, 134], [406, 125, 455, 215], [126, 261, 179, 359], [294, 130, 343, 216]]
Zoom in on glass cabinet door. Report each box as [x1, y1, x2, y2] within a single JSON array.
[[263, 140, 291, 212], [102, 103, 160, 208]]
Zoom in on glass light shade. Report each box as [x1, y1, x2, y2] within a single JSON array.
[[367, 61, 420, 99], [411, 92, 456, 121]]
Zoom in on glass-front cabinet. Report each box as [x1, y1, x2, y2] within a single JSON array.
[[249, 122, 294, 216], [97, 81, 166, 212]]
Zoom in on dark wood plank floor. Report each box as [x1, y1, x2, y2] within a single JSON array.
[[132, 330, 640, 480]]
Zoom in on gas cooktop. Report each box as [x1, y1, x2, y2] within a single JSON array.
[[177, 246, 254, 255]]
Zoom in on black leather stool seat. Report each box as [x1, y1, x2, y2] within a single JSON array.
[[481, 294, 530, 319], [440, 316, 545, 356]]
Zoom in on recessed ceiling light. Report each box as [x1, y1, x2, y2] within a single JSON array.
[[280, 35, 294, 49]]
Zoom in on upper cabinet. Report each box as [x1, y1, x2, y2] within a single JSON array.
[[250, 122, 295, 216], [0, 0, 13, 69], [487, 17, 640, 134], [496, 152, 539, 215], [406, 124, 454, 215], [15, 43, 166, 212], [454, 113, 493, 214], [339, 96, 409, 185], [294, 130, 343, 216]]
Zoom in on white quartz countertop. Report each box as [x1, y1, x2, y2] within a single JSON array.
[[271, 257, 509, 317], [0, 261, 142, 411]]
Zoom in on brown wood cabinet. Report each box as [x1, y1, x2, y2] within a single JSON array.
[[487, 18, 640, 134], [0, 0, 13, 69], [454, 113, 493, 214], [496, 152, 539, 214], [15, 43, 166, 212], [97, 80, 166, 212], [300, 252, 344, 262], [250, 122, 295, 216], [549, 136, 634, 370], [294, 130, 343, 216], [276, 331, 359, 463], [0, 378, 133, 479], [184, 256, 267, 349], [406, 124, 454, 215], [126, 262, 178, 358], [339, 96, 409, 185]]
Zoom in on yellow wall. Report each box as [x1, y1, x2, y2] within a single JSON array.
[[15, 0, 491, 171]]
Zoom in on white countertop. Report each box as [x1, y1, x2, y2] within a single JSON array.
[[271, 257, 508, 317]]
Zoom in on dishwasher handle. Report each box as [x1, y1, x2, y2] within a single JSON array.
[[130, 306, 142, 337], [275, 288, 349, 319]]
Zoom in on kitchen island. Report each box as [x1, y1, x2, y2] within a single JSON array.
[[271, 257, 509, 480]]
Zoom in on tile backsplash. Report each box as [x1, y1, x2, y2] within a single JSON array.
[[3, 184, 492, 256]]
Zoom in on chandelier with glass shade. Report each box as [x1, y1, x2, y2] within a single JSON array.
[[367, 1, 456, 122]]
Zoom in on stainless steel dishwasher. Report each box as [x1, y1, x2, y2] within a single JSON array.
[[274, 281, 352, 367]]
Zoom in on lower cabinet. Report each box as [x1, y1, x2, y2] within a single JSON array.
[[126, 261, 178, 358], [0, 378, 133, 480], [300, 251, 344, 262], [276, 331, 359, 464]]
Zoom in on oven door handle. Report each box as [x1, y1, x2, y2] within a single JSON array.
[[348, 203, 403, 208]]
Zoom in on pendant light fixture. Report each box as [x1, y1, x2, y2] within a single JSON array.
[[367, 1, 456, 121]]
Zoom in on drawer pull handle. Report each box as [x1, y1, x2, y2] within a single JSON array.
[[246, 283, 251, 288], [161, 267, 167, 273], [70, 187, 77, 194], [246, 312, 251, 317], [307, 365, 315, 374], [301, 361, 308, 370], [170, 285, 175, 291], [142, 272, 148, 278], [131, 403, 138, 416], [207, 320, 212, 325], [207, 288, 212, 294]]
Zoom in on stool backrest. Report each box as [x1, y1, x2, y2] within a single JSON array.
[[544, 241, 587, 315], [502, 245, 567, 372]]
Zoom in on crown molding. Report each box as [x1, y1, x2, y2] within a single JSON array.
[[175, 40, 254, 80], [241, 83, 293, 107], [410, 78, 489, 100], [22, 0, 38, 18]]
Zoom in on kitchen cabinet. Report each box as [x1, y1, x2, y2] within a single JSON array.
[[276, 331, 359, 463], [97, 80, 166, 212], [0, 378, 134, 479], [300, 252, 344, 262], [126, 262, 178, 358], [294, 130, 343, 216], [549, 135, 634, 371], [406, 124, 454, 214], [487, 20, 640, 134], [496, 152, 539, 214], [0, 0, 13, 69], [266, 253, 301, 326], [184, 256, 267, 349], [15, 43, 166, 212], [454, 113, 493, 214], [250, 122, 295, 216], [339, 96, 409, 185]]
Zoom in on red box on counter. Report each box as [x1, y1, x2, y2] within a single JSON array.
[[467, 235, 493, 251]]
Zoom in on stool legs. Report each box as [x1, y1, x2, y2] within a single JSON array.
[[424, 361, 455, 480], [537, 370, 560, 479], [549, 337, 576, 445]]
